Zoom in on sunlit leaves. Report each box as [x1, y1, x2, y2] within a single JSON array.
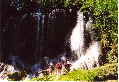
[[81, 0, 117, 64]]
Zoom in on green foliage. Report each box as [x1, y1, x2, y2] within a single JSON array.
[[81, 0, 118, 64], [57, 63, 118, 81], [58, 69, 95, 81], [29, 75, 56, 81], [7, 68, 30, 81], [106, 47, 118, 64], [29, 63, 117, 81], [92, 63, 118, 81]]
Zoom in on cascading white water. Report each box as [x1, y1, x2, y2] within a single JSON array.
[[70, 11, 101, 71], [70, 11, 84, 58], [70, 41, 101, 70], [34, 13, 41, 56]]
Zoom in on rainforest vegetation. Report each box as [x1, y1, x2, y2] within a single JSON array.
[[1, 0, 118, 81]]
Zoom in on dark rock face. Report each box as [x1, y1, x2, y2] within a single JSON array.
[[42, 9, 77, 58], [1, 14, 37, 64], [1, 6, 77, 65]]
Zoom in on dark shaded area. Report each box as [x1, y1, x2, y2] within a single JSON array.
[[84, 30, 91, 49], [94, 73, 118, 81], [1, 0, 77, 65], [1, 13, 38, 64], [7, 68, 31, 81], [42, 9, 77, 58], [1, 0, 42, 64]]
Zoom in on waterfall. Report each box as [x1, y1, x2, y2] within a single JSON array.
[[70, 11, 84, 58], [20, 14, 28, 22], [70, 41, 101, 70], [1, 8, 102, 80], [34, 13, 41, 56], [40, 15, 45, 55], [70, 11, 101, 71]]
